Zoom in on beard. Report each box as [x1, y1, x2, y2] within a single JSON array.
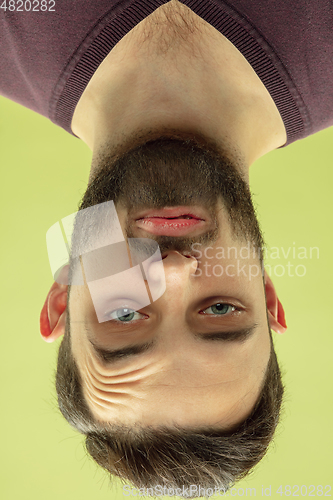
[[78, 133, 264, 257]]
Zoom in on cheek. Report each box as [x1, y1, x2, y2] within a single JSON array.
[[69, 284, 92, 323]]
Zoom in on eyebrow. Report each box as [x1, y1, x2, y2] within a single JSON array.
[[88, 324, 257, 366], [89, 339, 156, 364], [193, 324, 258, 343]]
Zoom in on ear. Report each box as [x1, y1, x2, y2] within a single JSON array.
[[264, 270, 287, 334], [40, 281, 68, 343]]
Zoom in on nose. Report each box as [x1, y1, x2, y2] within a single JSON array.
[[143, 250, 198, 302], [162, 250, 199, 276], [143, 250, 198, 310]]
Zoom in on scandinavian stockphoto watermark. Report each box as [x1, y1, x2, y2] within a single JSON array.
[[122, 484, 239, 497], [189, 242, 320, 279], [122, 484, 332, 497]]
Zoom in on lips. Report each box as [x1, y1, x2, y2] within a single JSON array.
[[134, 206, 209, 236]]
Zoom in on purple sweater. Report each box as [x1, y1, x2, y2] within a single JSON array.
[[1, 0, 332, 145]]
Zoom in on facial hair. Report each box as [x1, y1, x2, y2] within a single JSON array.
[[78, 134, 264, 256]]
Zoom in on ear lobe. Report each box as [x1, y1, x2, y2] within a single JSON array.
[[264, 270, 287, 334], [40, 281, 68, 343]]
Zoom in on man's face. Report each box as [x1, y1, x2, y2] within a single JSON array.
[[68, 133, 271, 429]]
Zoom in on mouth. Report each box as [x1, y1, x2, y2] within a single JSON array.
[[134, 206, 209, 236]]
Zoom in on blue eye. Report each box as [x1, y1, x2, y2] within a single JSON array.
[[107, 308, 146, 322], [202, 303, 236, 315]]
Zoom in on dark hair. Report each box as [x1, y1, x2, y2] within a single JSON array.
[[56, 311, 283, 497]]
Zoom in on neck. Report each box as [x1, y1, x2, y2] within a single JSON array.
[[71, 0, 286, 177]]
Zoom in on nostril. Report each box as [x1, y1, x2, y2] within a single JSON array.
[[161, 251, 195, 259]]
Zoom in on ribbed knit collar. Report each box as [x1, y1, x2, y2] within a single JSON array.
[[50, 0, 309, 145]]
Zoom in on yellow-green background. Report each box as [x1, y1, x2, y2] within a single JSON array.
[[1, 95, 332, 499]]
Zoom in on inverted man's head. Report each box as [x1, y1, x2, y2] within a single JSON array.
[[43, 131, 286, 495]]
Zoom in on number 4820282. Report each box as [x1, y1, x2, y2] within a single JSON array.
[[0, 0, 55, 11], [276, 485, 331, 496]]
